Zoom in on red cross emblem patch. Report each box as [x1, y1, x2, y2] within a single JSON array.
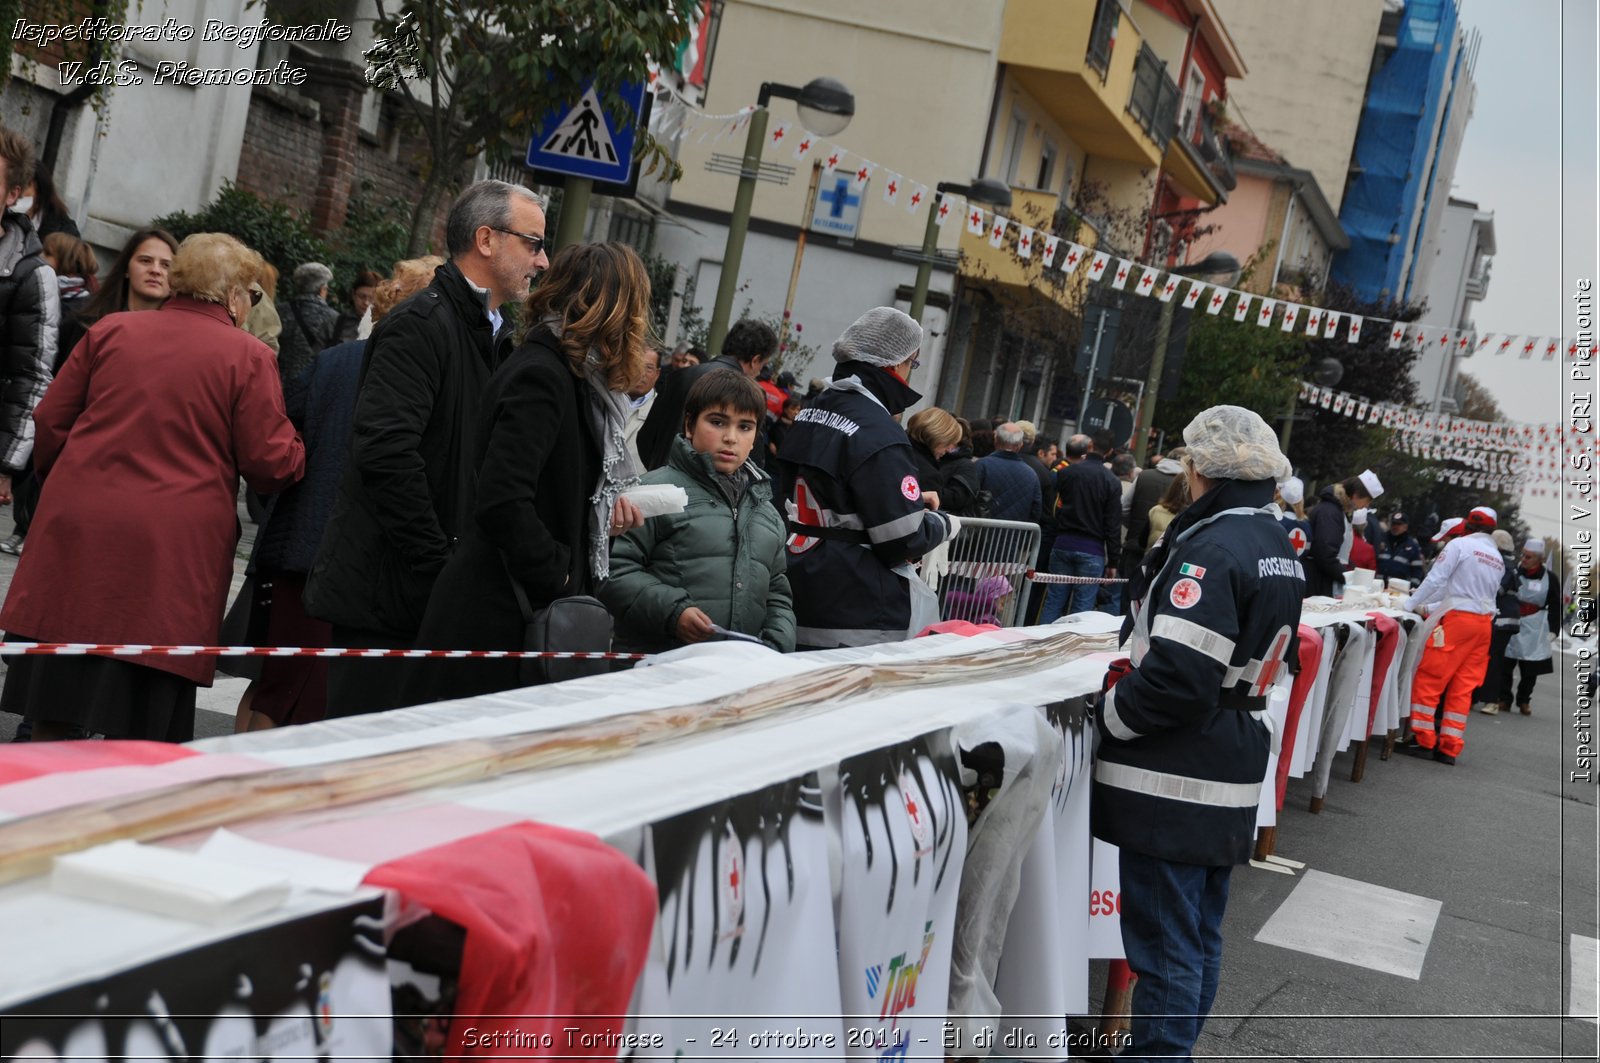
[[1288, 527, 1308, 554], [1170, 578, 1202, 609]]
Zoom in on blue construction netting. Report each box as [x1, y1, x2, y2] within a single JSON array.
[[1331, 0, 1461, 302]]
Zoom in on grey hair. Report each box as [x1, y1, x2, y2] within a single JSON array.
[[445, 180, 544, 257], [995, 422, 1026, 448], [1064, 434, 1091, 458], [1112, 453, 1138, 477], [293, 261, 333, 296]]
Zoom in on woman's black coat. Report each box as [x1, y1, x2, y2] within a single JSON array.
[[408, 329, 600, 701]]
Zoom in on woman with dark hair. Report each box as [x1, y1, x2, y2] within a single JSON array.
[[77, 227, 177, 324], [335, 268, 384, 342], [0, 233, 304, 741], [20, 163, 78, 239], [408, 242, 651, 701]]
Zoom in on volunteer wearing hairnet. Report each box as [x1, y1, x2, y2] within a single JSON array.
[[1092, 405, 1304, 1063], [1495, 537, 1562, 715], [773, 307, 957, 648], [1273, 476, 1310, 557]]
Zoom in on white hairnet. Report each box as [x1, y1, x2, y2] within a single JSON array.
[[1277, 476, 1304, 506], [1181, 405, 1293, 482], [833, 306, 922, 367], [1353, 507, 1369, 527]]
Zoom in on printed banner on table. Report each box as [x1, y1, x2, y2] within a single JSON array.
[[991, 695, 1095, 1058], [1087, 837, 1125, 959], [1, 897, 389, 1060], [835, 735, 967, 1061], [633, 775, 844, 1057]]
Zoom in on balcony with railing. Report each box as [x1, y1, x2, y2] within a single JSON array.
[[1085, 0, 1119, 80], [1127, 44, 1179, 152], [1162, 103, 1237, 205]]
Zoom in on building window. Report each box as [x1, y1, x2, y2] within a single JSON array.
[[1179, 69, 1206, 139], [1037, 139, 1058, 191], [1003, 109, 1027, 185]]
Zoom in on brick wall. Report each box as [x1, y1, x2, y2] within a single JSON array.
[[237, 85, 459, 253]]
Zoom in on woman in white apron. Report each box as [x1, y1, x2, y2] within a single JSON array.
[[1499, 538, 1563, 714]]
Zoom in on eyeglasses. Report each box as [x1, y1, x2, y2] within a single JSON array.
[[492, 227, 546, 255], [248, 287, 263, 307], [910, 357, 921, 371]]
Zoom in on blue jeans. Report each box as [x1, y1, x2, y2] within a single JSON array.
[[1038, 547, 1104, 622], [1118, 849, 1232, 1062]]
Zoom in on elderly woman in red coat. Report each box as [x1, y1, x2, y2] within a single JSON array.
[[0, 232, 305, 741]]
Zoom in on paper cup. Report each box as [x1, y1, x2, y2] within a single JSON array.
[[1348, 568, 1376, 587]]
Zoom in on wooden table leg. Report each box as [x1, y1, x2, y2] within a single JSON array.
[[1254, 825, 1277, 862], [1350, 737, 1369, 782]]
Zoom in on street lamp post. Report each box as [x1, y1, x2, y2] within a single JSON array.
[[707, 77, 854, 359], [908, 178, 1012, 323], [1132, 251, 1240, 464]]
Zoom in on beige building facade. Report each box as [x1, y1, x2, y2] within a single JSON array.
[[1207, 0, 1386, 213]]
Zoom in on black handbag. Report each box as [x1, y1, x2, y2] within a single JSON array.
[[506, 570, 614, 685]]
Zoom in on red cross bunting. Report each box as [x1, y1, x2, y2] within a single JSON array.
[[1211, 293, 1225, 308], [856, 165, 870, 182], [886, 179, 897, 196]]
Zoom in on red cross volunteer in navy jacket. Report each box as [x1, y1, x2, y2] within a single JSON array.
[[1090, 405, 1303, 1062], [774, 307, 955, 650]]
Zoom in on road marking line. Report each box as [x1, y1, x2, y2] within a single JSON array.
[[1254, 868, 1441, 980], [1573, 934, 1598, 1024]]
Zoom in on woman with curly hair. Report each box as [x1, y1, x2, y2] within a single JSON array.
[[408, 242, 651, 701]]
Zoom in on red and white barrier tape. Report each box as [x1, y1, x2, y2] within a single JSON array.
[[1023, 571, 1129, 585], [0, 642, 650, 661]]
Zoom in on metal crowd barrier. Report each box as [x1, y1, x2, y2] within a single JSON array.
[[921, 517, 1042, 628]]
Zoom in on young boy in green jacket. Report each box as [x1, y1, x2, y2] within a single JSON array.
[[600, 372, 796, 652]]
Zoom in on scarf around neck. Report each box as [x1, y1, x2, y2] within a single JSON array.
[[542, 317, 640, 580]]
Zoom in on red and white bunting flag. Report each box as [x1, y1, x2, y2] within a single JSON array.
[[965, 204, 986, 236], [906, 183, 928, 214], [933, 193, 954, 227], [1061, 242, 1087, 272], [1497, 335, 1515, 355], [1544, 338, 1559, 360], [1017, 226, 1035, 259], [1346, 315, 1362, 343], [823, 147, 843, 174], [1042, 234, 1060, 265], [1136, 266, 1160, 296], [792, 132, 815, 160], [1087, 251, 1112, 281], [766, 122, 790, 155], [1181, 281, 1206, 308], [1324, 311, 1342, 338], [1232, 291, 1253, 321], [1256, 298, 1277, 327], [1318, 386, 1333, 408], [988, 216, 1007, 249], [1388, 322, 1407, 349], [1476, 333, 1495, 354], [1436, 328, 1452, 352], [1520, 336, 1537, 359], [1158, 274, 1181, 302], [1281, 303, 1301, 331], [1369, 403, 1383, 424], [1457, 333, 1473, 356], [1206, 286, 1229, 315], [1299, 381, 1313, 400], [1304, 308, 1323, 335], [1357, 400, 1370, 420], [1110, 258, 1133, 289], [881, 171, 900, 205], [851, 161, 874, 191]]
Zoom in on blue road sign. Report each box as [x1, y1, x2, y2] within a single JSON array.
[[526, 80, 647, 183], [811, 174, 864, 238]]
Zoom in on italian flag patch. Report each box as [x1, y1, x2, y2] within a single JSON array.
[[1179, 563, 1207, 578]]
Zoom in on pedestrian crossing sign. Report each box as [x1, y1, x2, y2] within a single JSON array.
[[525, 80, 646, 184]]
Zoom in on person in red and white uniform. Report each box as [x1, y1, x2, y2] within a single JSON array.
[[1399, 506, 1505, 764]]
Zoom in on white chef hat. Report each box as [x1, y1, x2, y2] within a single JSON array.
[[1524, 538, 1547, 556], [1357, 469, 1384, 499], [1353, 507, 1370, 527], [1276, 476, 1304, 506]]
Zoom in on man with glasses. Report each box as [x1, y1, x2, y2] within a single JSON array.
[[306, 180, 548, 716], [772, 306, 957, 650]]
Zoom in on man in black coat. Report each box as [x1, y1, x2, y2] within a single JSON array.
[[1121, 450, 1184, 576], [636, 318, 773, 470], [305, 180, 548, 716], [1039, 434, 1122, 621], [1304, 469, 1381, 597]]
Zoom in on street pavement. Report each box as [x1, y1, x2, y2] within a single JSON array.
[[0, 504, 1595, 1057]]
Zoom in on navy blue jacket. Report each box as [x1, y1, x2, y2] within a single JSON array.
[[1093, 478, 1304, 866], [1304, 484, 1349, 597], [774, 362, 954, 648], [253, 340, 362, 574], [977, 449, 1042, 523], [1375, 530, 1424, 585], [1053, 457, 1123, 560]]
